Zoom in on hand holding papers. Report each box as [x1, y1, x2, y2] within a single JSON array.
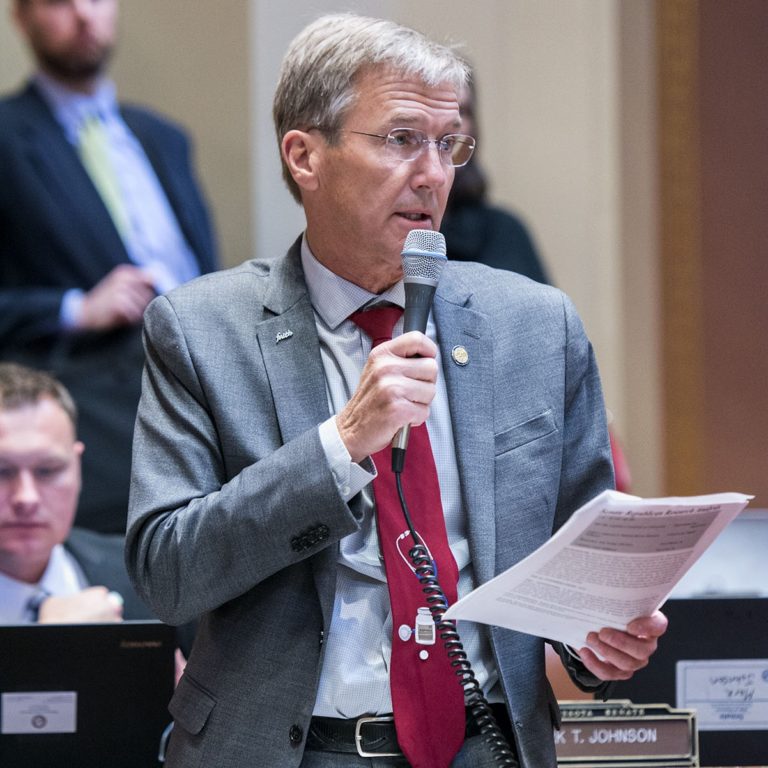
[[444, 490, 753, 649]]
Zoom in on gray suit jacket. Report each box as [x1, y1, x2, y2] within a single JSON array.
[[125, 239, 613, 768]]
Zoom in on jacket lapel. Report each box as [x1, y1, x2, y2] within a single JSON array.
[[256, 243, 338, 621], [433, 276, 497, 585], [256, 243, 330, 441]]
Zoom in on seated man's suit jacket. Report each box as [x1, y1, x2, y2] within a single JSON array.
[[126, 240, 614, 768], [65, 526, 155, 622], [0, 82, 218, 534], [66, 527, 196, 655]]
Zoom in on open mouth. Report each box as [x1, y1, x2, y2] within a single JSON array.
[[397, 212, 432, 224]]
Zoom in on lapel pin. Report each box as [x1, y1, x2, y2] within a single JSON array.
[[275, 330, 294, 344], [451, 345, 469, 366]]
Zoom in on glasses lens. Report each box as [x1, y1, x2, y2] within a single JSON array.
[[383, 129, 476, 166], [446, 135, 476, 167]]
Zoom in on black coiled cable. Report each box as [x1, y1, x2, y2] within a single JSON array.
[[395, 472, 520, 768]]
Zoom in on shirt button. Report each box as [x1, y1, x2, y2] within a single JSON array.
[[289, 724, 303, 746], [341, 485, 351, 496]]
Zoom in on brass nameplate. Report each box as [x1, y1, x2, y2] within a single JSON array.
[[555, 699, 698, 767]]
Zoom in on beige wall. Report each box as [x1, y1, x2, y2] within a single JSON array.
[[0, 1, 663, 496], [0, 3, 30, 87], [113, 1, 251, 268]]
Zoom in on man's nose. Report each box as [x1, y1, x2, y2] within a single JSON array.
[[414, 142, 451, 188], [11, 470, 41, 513]]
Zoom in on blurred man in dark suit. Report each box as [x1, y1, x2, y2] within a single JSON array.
[[0, 0, 218, 533]]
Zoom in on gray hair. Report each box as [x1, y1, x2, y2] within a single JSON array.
[[273, 13, 469, 203], [0, 363, 78, 428]]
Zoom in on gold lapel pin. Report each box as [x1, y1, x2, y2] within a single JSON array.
[[451, 345, 469, 366]]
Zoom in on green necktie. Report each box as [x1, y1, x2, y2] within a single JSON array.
[[77, 115, 129, 237]]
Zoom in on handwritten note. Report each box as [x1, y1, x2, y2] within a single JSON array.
[[676, 659, 768, 731]]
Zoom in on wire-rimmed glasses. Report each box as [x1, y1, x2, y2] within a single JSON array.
[[311, 126, 476, 167]]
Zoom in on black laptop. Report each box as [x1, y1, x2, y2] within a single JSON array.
[[0, 621, 175, 768], [610, 597, 768, 767]]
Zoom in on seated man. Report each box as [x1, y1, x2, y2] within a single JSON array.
[[0, 362, 154, 623]]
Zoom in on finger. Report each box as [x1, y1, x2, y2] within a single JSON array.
[[577, 646, 635, 681], [369, 350, 438, 385], [115, 288, 155, 322], [627, 610, 669, 638], [404, 380, 437, 407], [386, 330, 438, 359], [584, 629, 656, 672]]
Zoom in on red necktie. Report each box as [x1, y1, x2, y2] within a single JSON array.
[[350, 306, 465, 768]]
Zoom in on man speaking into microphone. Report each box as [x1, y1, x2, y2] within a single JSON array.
[[125, 13, 667, 768]]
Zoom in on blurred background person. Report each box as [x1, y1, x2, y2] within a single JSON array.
[[0, 362, 194, 682], [0, 0, 218, 534], [440, 69, 550, 284], [0, 362, 150, 623]]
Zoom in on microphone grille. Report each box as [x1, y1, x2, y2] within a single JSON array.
[[402, 229, 447, 283]]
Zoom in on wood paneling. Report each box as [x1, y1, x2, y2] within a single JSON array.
[[658, 0, 767, 505], [657, 0, 706, 494]]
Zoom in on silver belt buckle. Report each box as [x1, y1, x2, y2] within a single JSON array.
[[354, 715, 400, 758]]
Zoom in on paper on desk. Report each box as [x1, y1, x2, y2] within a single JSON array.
[[444, 490, 753, 648]]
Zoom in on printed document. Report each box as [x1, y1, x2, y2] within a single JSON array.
[[444, 490, 753, 648]]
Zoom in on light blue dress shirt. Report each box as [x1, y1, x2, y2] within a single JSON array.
[[0, 545, 87, 623], [301, 237, 499, 718], [33, 73, 201, 327]]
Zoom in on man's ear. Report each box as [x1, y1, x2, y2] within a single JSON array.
[[282, 130, 321, 194]]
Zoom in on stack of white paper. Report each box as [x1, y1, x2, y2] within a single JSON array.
[[444, 490, 753, 648]]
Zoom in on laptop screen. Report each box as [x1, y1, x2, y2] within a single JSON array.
[[0, 621, 175, 768]]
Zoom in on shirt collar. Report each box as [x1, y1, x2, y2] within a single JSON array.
[[300, 233, 405, 330], [33, 72, 118, 144], [0, 545, 82, 622]]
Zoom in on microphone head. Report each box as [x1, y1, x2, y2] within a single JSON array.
[[401, 229, 447, 287]]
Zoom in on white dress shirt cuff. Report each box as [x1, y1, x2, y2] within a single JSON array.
[[318, 417, 375, 502]]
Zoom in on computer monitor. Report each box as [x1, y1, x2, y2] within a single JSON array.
[[670, 509, 768, 598], [0, 621, 175, 768]]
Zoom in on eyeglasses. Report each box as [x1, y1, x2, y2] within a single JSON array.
[[352, 128, 475, 167], [312, 126, 476, 167]]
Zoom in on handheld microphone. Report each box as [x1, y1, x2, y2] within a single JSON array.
[[392, 229, 447, 471]]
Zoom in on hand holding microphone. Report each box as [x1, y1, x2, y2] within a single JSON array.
[[391, 229, 447, 468], [335, 230, 446, 464]]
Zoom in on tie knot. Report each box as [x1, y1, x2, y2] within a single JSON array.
[[78, 111, 104, 138], [349, 306, 403, 347], [26, 587, 50, 622]]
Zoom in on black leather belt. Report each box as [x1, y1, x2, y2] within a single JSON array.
[[306, 704, 514, 758]]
